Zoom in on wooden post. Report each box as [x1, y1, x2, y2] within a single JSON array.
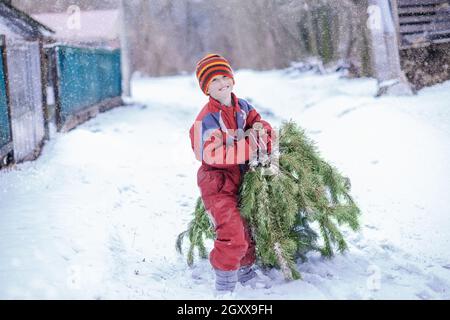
[[53, 46, 63, 132], [367, 0, 413, 96], [38, 38, 50, 141]]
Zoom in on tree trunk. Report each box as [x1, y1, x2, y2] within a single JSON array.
[[367, 0, 413, 96], [119, 0, 131, 97]]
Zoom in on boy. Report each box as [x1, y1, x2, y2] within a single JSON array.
[[189, 53, 273, 293]]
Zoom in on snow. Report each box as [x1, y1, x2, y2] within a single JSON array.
[[1, 68, 450, 299]]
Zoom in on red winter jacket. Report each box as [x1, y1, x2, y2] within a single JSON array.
[[189, 92, 272, 172]]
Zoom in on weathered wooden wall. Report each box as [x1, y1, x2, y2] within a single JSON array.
[[6, 39, 45, 162]]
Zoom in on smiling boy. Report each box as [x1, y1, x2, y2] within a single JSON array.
[[189, 53, 273, 294]]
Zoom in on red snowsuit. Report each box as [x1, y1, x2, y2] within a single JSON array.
[[189, 92, 272, 271]]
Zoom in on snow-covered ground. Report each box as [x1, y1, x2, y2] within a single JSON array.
[[1, 68, 450, 299]]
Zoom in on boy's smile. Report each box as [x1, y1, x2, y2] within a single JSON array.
[[207, 75, 234, 106]]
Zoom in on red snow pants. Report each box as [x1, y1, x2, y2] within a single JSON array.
[[197, 164, 256, 271]]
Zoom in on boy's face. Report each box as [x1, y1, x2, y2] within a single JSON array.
[[207, 75, 234, 101]]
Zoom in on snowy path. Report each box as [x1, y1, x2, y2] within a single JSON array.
[[1, 69, 450, 299]]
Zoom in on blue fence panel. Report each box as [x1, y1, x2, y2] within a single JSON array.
[[0, 51, 11, 150], [56, 46, 121, 123]]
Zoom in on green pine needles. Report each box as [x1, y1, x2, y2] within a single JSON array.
[[176, 197, 215, 267], [176, 120, 361, 280]]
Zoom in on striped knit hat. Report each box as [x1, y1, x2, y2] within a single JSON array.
[[195, 53, 235, 95]]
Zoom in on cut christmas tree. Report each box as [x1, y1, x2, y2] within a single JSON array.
[[177, 120, 361, 280]]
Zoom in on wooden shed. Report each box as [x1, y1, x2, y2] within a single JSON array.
[[367, 0, 450, 94], [393, 0, 450, 49]]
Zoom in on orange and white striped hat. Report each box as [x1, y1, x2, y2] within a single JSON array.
[[195, 53, 234, 95]]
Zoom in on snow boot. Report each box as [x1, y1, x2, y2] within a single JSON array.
[[238, 265, 258, 284], [214, 269, 238, 293], [238, 265, 272, 289]]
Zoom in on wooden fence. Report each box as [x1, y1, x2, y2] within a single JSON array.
[[46, 45, 122, 133]]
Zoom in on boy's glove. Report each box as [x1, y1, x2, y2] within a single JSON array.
[[248, 146, 271, 168], [249, 122, 271, 168], [258, 152, 271, 167]]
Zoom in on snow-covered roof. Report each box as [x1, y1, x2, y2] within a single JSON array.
[[32, 10, 120, 47], [0, 1, 54, 39]]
